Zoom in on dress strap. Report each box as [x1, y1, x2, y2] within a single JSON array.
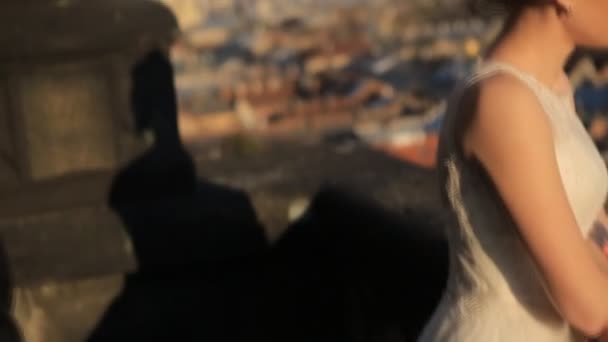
[[465, 60, 545, 98]]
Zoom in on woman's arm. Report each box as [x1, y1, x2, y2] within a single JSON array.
[[465, 74, 608, 339]]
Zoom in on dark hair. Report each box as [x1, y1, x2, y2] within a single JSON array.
[[130, 49, 178, 133], [467, 0, 564, 15]]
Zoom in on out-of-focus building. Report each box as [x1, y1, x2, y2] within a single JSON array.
[[163, 0, 608, 168]]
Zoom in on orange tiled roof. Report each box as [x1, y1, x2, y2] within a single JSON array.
[[375, 133, 439, 169]]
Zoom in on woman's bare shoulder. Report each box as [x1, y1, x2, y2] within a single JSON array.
[[460, 73, 551, 158]]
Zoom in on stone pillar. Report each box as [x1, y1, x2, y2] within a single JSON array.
[[0, 1, 178, 341], [0, 0, 177, 185]]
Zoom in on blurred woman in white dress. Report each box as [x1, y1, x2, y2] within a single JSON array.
[[417, 0, 608, 340]]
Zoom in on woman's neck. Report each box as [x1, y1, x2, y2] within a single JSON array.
[[485, 7, 576, 92]]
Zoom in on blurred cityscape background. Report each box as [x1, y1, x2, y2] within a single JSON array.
[[161, 0, 608, 169]]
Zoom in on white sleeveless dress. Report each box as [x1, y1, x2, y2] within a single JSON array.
[[417, 61, 608, 342]]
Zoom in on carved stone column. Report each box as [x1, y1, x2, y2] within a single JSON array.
[[0, 1, 178, 341]]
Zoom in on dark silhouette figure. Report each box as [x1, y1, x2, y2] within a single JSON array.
[[90, 49, 448, 342], [109, 50, 196, 205], [268, 186, 447, 342], [89, 50, 269, 341]]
